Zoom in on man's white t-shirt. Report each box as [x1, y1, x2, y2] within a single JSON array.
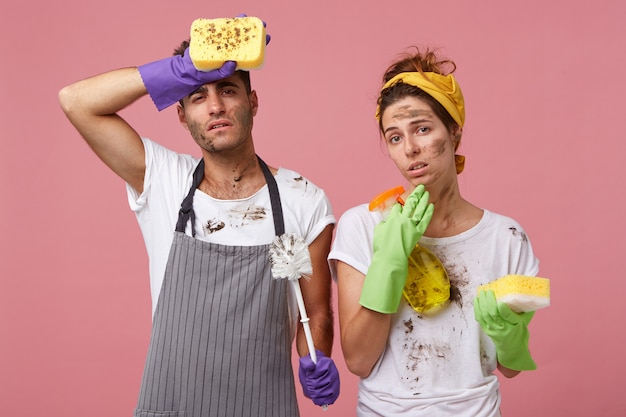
[[126, 138, 335, 317]]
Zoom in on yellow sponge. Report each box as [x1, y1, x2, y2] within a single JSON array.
[[478, 275, 550, 313], [189, 17, 266, 71]]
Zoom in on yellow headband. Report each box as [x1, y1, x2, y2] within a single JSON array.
[[375, 72, 465, 128], [376, 71, 467, 174]]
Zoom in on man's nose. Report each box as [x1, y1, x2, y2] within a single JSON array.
[[207, 93, 225, 115]]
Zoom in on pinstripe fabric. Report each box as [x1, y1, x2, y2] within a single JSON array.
[[135, 157, 298, 417], [135, 234, 298, 417]]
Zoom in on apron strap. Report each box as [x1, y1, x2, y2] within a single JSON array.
[[175, 157, 285, 237], [175, 159, 205, 236], [258, 156, 285, 236]]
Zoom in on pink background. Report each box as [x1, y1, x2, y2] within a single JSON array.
[[2, 0, 625, 416]]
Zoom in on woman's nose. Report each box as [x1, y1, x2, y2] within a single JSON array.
[[405, 137, 420, 155]]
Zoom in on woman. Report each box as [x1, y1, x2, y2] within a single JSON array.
[[329, 48, 540, 416]]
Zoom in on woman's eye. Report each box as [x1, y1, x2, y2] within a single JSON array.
[[389, 135, 401, 144]]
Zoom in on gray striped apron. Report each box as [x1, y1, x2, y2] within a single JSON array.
[[134, 157, 299, 417]]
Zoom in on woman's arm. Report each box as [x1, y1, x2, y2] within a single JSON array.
[[336, 261, 392, 378]]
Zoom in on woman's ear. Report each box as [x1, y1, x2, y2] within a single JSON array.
[[451, 125, 463, 149], [453, 125, 463, 140]]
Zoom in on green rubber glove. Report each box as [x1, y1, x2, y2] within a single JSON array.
[[360, 184, 434, 314], [474, 289, 537, 371]]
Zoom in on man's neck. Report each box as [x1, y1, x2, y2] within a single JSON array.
[[198, 151, 269, 200]]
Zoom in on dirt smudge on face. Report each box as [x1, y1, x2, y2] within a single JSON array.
[[391, 105, 415, 121], [426, 138, 447, 159]]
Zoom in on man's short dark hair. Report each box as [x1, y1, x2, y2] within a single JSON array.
[[174, 39, 252, 108]]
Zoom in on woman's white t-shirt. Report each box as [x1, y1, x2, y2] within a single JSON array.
[[329, 204, 539, 417]]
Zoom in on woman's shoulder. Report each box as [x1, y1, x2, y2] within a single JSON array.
[[337, 203, 382, 229], [483, 209, 527, 229]]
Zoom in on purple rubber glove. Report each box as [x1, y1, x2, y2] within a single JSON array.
[[138, 50, 237, 111], [139, 15, 271, 111], [298, 350, 340, 407]]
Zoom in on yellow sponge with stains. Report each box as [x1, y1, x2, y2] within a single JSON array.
[[478, 275, 550, 313], [189, 17, 266, 71]]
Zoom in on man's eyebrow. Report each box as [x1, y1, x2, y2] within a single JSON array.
[[215, 80, 240, 89], [186, 81, 240, 99], [187, 85, 207, 98]]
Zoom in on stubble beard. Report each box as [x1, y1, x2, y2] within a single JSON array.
[[187, 107, 254, 154], [188, 121, 228, 153]]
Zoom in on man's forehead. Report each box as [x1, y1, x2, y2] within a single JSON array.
[[216, 73, 245, 87], [190, 75, 243, 94]]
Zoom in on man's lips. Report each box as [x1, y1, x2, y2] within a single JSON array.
[[208, 120, 231, 130]]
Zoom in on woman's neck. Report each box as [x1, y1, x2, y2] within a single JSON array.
[[423, 183, 482, 238]]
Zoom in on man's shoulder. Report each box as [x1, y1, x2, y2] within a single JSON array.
[[275, 167, 327, 196], [143, 137, 200, 171]]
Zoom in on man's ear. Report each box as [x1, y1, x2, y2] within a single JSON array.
[[177, 104, 190, 130], [249, 90, 259, 117]]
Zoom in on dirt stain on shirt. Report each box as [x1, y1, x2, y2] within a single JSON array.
[[228, 205, 267, 227], [509, 226, 528, 242], [203, 219, 225, 234]]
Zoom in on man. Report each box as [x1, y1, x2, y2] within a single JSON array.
[[58, 19, 339, 417]]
